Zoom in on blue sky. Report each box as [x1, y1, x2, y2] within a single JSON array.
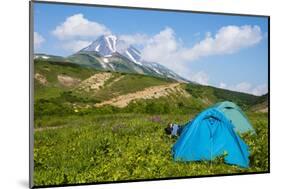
[[33, 2, 268, 95]]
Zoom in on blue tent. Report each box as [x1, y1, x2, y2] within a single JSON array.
[[172, 108, 250, 168], [213, 101, 255, 134]]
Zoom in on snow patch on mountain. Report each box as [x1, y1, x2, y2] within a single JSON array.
[[123, 46, 142, 65], [102, 58, 109, 63], [100, 61, 107, 69], [152, 67, 162, 75], [35, 55, 50, 59], [108, 63, 115, 71], [95, 44, 100, 52], [105, 35, 117, 52], [125, 50, 142, 65]]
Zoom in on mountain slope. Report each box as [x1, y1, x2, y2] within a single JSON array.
[[35, 34, 190, 82], [34, 60, 265, 118]]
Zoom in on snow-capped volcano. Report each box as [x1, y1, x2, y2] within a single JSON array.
[[81, 35, 142, 65], [70, 34, 190, 82], [81, 35, 117, 57]]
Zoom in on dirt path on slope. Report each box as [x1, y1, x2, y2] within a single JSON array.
[[57, 75, 81, 87], [106, 75, 125, 87], [95, 83, 189, 108], [35, 73, 48, 85], [78, 72, 112, 92]]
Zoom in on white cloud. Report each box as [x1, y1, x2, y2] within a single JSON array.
[[141, 27, 187, 75], [251, 84, 268, 96], [119, 33, 149, 46], [51, 14, 111, 53], [140, 25, 263, 79], [183, 25, 263, 61], [113, 33, 149, 54], [142, 27, 178, 62], [34, 32, 45, 49], [217, 82, 267, 96], [61, 40, 91, 53], [235, 82, 253, 93], [52, 14, 111, 40], [190, 71, 209, 85], [219, 82, 227, 89]]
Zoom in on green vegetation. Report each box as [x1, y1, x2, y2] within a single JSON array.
[[34, 60, 97, 100], [185, 83, 261, 109], [67, 53, 103, 68], [34, 113, 268, 186], [33, 60, 268, 186]]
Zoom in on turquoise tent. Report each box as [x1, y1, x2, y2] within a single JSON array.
[[213, 101, 255, 134], [172, 108, 250, 168]]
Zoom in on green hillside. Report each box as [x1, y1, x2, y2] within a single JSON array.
[[34, 60, 98, 100], [251, 93, 268, 112], [34, 59, 175, 102], [184, 83, 261, 109], [34, 59, 267, 126], [34, 59, 262, 112]]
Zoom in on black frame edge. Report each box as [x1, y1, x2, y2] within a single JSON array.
[[29, 1, 35, 188], [267, 16, 270, 173], [32, 0, 270, 18]]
